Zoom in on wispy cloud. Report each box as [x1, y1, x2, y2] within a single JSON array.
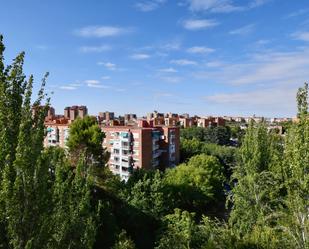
[[291, 31, 309, 42], [85, 80, 100, 84], [194, 48, 309, 86], [79, 45, 111, 53], [285, 8, 309, 18], [158, 67, 178, 73], [84, 79, 110, 89], [187, 0, 269, 13], [160, 40, 182, 50], [59, 86, 77, 90], [229, 24, 255, 35], [188, 0, 243, 12], [205, 87, 297, 116], [187, 46, 215, 54], [183, 19, 219, 30], [160, 76, 183, 83], [170, 59, 197, 65], [130, 53, 151, 60], [97, 62, 117, 70], [59, 83, 80, 90], [101, 76, 111, 80], [36, 45, 48, 50], [135, 0, 166, 12], [75, 25, 133, 37]]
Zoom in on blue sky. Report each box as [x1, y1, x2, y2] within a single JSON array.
[[1, 0, 309, 117]]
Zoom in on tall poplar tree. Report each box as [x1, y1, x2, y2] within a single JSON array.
[[0, 35, 100, 249], [228, 121, 283, 245], [281, 83, 309, 249]]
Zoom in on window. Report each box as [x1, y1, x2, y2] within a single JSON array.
[[122, 167, 128, 172], [113, 149, 120, 154], [122, 141, 129, 147], [133, 133, 139, 138], [114, 157, 120, 162]]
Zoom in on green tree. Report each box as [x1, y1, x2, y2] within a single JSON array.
[[112, 230, 136, 249], [122, 170, 167, 217], [180, 138, 204, 162], [48, 155, 101, 249], [0, 35, 100, 249], [280, 83, 309, 249], [228, 121, 283, 240], [180, 126, 231, 146], [164, 155, 225, 215], [155, 209, 197, 249], [67, 116, 107, 167]]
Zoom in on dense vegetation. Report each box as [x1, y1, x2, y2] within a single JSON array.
[[0, 36, 308, 249]]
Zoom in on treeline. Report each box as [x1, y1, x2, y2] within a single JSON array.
[[0, 36, 308, 249]]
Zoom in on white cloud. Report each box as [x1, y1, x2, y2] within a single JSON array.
[[135, 0, 166, 12], [98, 62, 117, 70], [248, 0, 269, 8], [188, 0, 243, 12], [85, 80, 100, 84], [101, 76, 111, 80], [205, 61, 224, 67], [205, 87, 297, 116], [36, 45, 48, 50], [291, 31, 309, 42], [84, 79, 111, 89], [170, 59, 197, 65], [286, 8, 309, 18], [158, 67, 178, 73], [75, 26, 132, 37], [154, 92, 174, 98], [79, 45, 111, 53], [229, 24, 255, 35], [87, 84, 110, 89], [59, 86, 77, 90], [194, 48, 309, 87], [187, 0, 269, 13], [160, 76, 183, 83], [187, 46, 215, 54], [160, 40, 182, 50], [183, 19, 219, 30], [130, 53, 151, 60]]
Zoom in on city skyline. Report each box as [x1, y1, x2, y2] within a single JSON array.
[[1, 0, 309, 117]]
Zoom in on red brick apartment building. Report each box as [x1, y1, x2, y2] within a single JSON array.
[[43, 107, 180, 181], [102, 120, 179, 181]]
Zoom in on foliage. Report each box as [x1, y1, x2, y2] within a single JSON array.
[[67, 116, 107, 167], [155, 209, 198, 249], [228, 122, 283, 237], [180, 126, 231, 146], [121, 170, 167, 218], [0, 35, 100, 249], [280, 83, 309, 249], [112, 230, 136, 249], [180, 139, 237, 178], [164, 155, 225, 215]]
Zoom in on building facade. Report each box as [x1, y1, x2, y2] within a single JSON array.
[[102, 121, 179, 181]]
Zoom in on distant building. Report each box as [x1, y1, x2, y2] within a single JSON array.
[[64, 105, 88, 121], [44, 108, 180, 181], [178, 117, 193, 128], [102, 120, 179, 181], [197, 117, 225, 128]]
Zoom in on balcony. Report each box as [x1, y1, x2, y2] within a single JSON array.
[[152, 151, 161, 158], [152, 159, 159, 167], [153, 144, 160, 150]]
